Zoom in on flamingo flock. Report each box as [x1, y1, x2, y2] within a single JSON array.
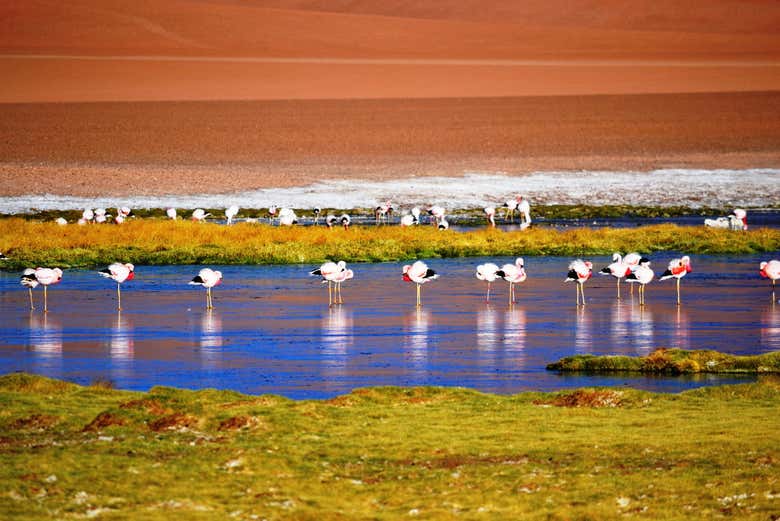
[[8, 251, 777, 311]]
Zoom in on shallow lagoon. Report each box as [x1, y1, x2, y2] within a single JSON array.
[[1, 255, 778, 398]]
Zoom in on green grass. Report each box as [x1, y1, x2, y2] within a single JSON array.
[[0, 219, 778, 269], [1, 373, 780, 519], [548, 348, 780, 374]]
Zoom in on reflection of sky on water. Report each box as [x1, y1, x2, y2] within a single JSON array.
[[0, 255, 775, 398], [762, 303, 780, 349]]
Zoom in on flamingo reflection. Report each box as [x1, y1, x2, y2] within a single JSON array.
[[28, 313, 62, 356], [574, 307, 592, 354], [761, 303, 780, 349], [476, 306, 499, 365], [321, 307, 353, 383], [627, 301, 654, 354], [110, 312, 134, 361], [200, 311, 223, 367], [503, 307, 527, 368], [405, 309, 430, 379]]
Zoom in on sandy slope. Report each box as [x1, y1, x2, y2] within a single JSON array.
[[0, 1, 778, 197]]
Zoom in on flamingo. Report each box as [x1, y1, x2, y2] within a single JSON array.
[[326, 214, 338, 228], [428, 206, 445, 226], [189, 268, 222, 309], [496, 258, 527, 305], [340, 214, 351, 230], [475, 262, 500, 302], [55, 217, 67, 226], [517, 196, 531, 227], [484, 207, 496, 227], [437, 218, 449, 231], [600, 252, 632, 299], [268, 205, 278, 223], [225, 205, 239, 225], [759, 260, 780, 299], [400, 213, 416, 227], [82, 209, 94, 222], [733, 209, 748, 230], [20, 268, 38, 310], [625, 258, 653, 306], [166, 208, 177, 220], [114, 214, 125, 225], [411, 207, 421, 224], [310, 261, 346, 306], [99, 263, 135, 310], [375, 201, 392, 225], [95, 208, 108, 223], [192, 209, 210, 222], [660, 255, 692, 306], [623, 252, 643, 294], [403, 261, 439, 307], [118, 207, 133, 218], [313, 207, 321, 225], [24, 267, 62, 312], [565, 260, 592, 306], [503, 199, 518, 222], [278, 208, 298, 226], [331, 268, 354, 305]]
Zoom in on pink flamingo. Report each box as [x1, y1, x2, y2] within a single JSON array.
[[189, 268, 223, 309], [403, 261, 439, 307], [23, 268, 62, 312], [99, 262, 135, 310], [310, 261, 347, 306], [625, 258, 653, 306], [565, 260, 592, 306], [760, 260, 780, 300], [660, 255, 692, 305], [496, 258, 527, 305]]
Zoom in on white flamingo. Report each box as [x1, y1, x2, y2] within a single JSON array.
[[403, 261, 439, 307], [20, 268, 38, 310], [192, 209, 210, 222], [600, 252, 632, 299], [24, 267, 62, 312], [189, 268, 223, 309], [99, 262, 135, 310], [625, 258, 653, 306], [225, 205, 239, 225], [565, 260, 592, 306], [310, 261, 347, 306], [475, 262, 500, 302], [496, 258, 527, 305]]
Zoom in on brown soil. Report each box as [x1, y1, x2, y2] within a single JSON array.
[[0, 1, 778, 196], [9, 414, 60, 430], [535, 390, 625, 408], [148, 413, 199, 431], [82, 412, 127, 431], [119, 398, 173, 416]]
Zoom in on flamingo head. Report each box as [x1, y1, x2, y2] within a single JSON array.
[[760, 261, 768, 278]]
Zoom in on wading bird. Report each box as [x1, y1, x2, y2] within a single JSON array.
[[518, 196, 531, 228], [225, 205, 239, 225], [600, 252, 632, 299], [496, 258, 527, 305], [331, 268, 354, 305], [503, 198, 518, 222], [0, 252, 7, 260], [99, 263, 135, 310], [95, 208, 108, 223], [310, 261, 347, 306], [313, 207, 321, 225], [189, 268, 222, 309], [23, 268, 62, 312], [278, 208, 298, 226], [437, 218, 449, 231], [484, 207, 496, 227], [20, 268, 38, 310], [565, 260, 592, 306], [428, 206, 445, 226], [375, 201, 392, 224], [403, 261, 439, 307], [166, 207, 177, 220], [760, 260, 780, 299], [192, 209, 210, 222], [625, 258, 653, 306], [325, 214, 338, 228], [660, 255, 692, 306], [340, 214, 351, 229], [400, 213, 416, 227], [475, 262, 500, 302], [55, 217, 67, 226]]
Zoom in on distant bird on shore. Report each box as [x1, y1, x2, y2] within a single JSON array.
[[192, 209, 210, 222], [22, 267, 62, 312], [600, 253, 632, 299], [310, 261, 347, 306], [484, 207, 496, 227], [268, 205, 278, 223], [496, 258, 527, 305], [403, 261, 439, 307], [375, 201, 393, 225], [0, 252, 7, 260], [400, 213, 416, 227], [99, 262, 135, 311], [475, 262, 500, 302], [625, 258, 653, 306], [189, 268, 222, 309], [518, 196, 531, 228], [20, 268, 38, 310], [95, 208, 108, 223], [705, 209, 747, 231], [660, 255, 692, 305], [340, 214, 351, 229], [82, 209, 94, 223], [760, 260, 780, 299], [428, 206, 445, 226], [278, 208, 298, 226], [55, 217, 67, 226], [313, 207, 321, 225], [503, 199, 518, 222], [437, 218, 449, 231], [565, 259, 592, 306], [166, 208, 177, 220], [326, 214, 338, 228], [225, 205, 239, 225]]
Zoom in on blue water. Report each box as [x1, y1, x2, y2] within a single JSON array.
[[0, 254, 778, 399]]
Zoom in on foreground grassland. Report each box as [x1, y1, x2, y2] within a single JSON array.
[[549, 348, 780, 374], [0, 220, 778, 269], [1, 374, 780, 520]]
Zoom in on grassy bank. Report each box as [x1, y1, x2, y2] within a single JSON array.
[[0, 219, 778, 269], [1, 373, 779, 519], [548, 348, 780, 374]]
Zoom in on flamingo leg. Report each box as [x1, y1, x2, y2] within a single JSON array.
[[486, 281, 491, 302], [581, 282, 586, 306], [43, 285, 48, 313], [616, 278, 621, 300], [117, 282, 122, 311], [416, 283, 421, 307], [676, 278, 681, 306], [575, 283, 580, 306], [28, 288, 34, 310], [338, 282, 343, 304], [328, 281, 332, 307], [772, 279, 776, 300]]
